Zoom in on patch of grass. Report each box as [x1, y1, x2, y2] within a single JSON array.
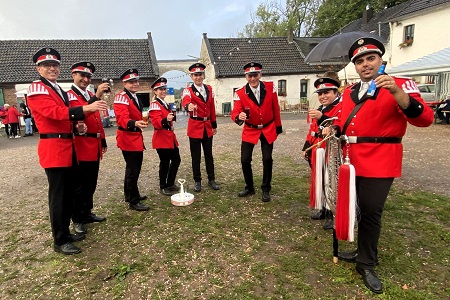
[[1, 153, 450, 299]]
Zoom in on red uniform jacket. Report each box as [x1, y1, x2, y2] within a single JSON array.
[[27, 77, 84, 168], [335, 77, 434, 178], [181, 84, 217, 138], [113, 89, 145, 151], [231, 81, 282, 145], [149, 97, 179, 149], [68, 86, 106, 161], [7, 106, 21, 123], [302, 97, 341, 152], [0, 109, 8, 124]]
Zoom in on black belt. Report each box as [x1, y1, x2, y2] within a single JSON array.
[[74, 132, 101, 138], [245, 119, 274, 129], [190, 116, 210, 121], [118, 126, 141, 132], [347, 136, 402, 144], [40, 133, 73, 139]]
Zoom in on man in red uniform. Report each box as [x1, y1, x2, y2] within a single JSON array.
[[335, 38, 434, 293], [114, 69, 149, 211], [68, 62, 110, 235], [182, 63, 219, 192], [27, 48, 108, 255], [302, 77, 341, 230], [231, 62, 282, 202]]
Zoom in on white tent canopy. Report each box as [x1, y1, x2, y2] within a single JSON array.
[[389, 47, 450, 76]]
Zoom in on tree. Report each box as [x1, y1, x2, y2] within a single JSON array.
[[312, 0, 410, 36], [238, 0, 323, 38]]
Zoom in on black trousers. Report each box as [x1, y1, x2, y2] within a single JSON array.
[[72, 160, 100, 223], [122, 150, 143, 204], [355, 176, 394, 270], [189, 128, 215, 182], [44, 152, 79, 246], [241, 133, 274, 192], [156, 147, 181, 189], [10, 123, 18, 136], [4, 124, 10, 136]]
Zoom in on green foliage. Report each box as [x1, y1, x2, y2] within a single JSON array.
[[112, 264, 132, 282], [313, 0, 410, 36], [239, 0, 411, 38], [238, 0, 322, 38]]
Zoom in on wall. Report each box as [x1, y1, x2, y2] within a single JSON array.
[[389, 5, 450, 69]]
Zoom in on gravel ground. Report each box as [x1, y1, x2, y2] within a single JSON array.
[[0, 113, 448, 238]]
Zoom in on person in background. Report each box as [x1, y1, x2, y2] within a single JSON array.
[[20, 102, 33, 136], [436, 94, 450, 124], [102, 108, 112, 128], [334, 37, 434, 294], [149, 77, 181, 196], [27, 47, 108, 255], [114, 69, 149, 211], [0, 105, 10, 138], [8, 104, 21, 138], [231, 62, 282, 202], [182, 63, 219, 192], [302, 76, 341, 230], [67, 61, 110, 235]]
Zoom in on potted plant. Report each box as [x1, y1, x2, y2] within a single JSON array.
[[399, 39, 414, 49]]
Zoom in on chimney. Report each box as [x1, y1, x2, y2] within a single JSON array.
[[362, 8, 374, 24], [287, 27, 294, 43]]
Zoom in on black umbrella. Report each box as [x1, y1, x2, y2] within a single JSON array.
[[304, 31, 387, 63]]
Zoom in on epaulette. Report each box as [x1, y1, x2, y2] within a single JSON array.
[[114, 94, 129, 105], [233, 91, 240, 101], [149, 102, 161, 111], [399, 78, 420, 94], [182, 88, 191, 98], [67, 92, 78, 102], [27, 82, 49, 96]]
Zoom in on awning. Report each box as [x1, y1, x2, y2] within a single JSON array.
[[15, 89, 28, 97], [389, 47, 450, 76]]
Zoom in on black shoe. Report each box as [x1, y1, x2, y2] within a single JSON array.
[[160, 188, 175, 196], [262, 191, 271, 202], [323, 218, 334, 230], [67, 233, 86, 243], [356, 266, 383, 294], [238, 189, 255, 197], [73, 223, 87, 234], [138, 195, 148, 201], [166, 185, 180, 192], [54, 242, 81, 255], [208, 180, 220, 190], [194, 181, 201, 192], [83, 213, 106, 223], [129, 202, 150, 211], [311, 208, 326, 220], [338, 250, 358, 263]]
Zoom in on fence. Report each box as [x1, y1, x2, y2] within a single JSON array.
[[279, 98, 309, 113]]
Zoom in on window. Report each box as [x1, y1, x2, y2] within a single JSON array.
[[0, 88, 4, 106], [404, 25, 414, 42], [278, 80, 287, 96]]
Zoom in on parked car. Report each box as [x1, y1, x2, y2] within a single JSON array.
[[417, 84, 436, 103]]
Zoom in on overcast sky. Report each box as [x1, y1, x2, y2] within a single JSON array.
[[0, 0, 260, 60]]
